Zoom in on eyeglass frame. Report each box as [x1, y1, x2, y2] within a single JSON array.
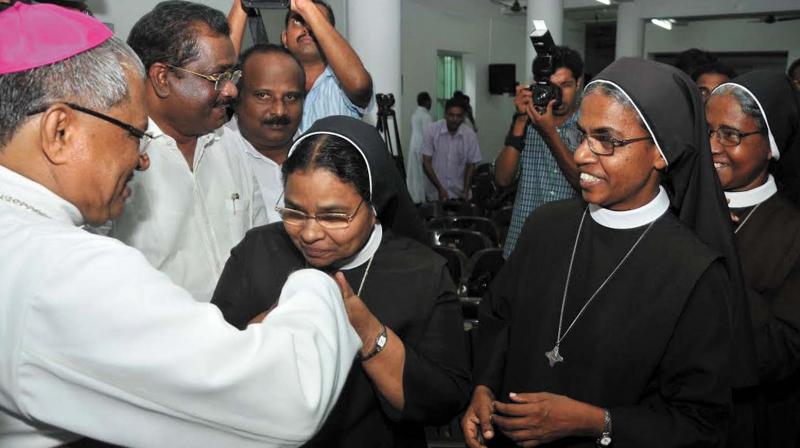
[[275, 199, 366, 230], [576, 128, 653, 156], [164, 64, 242, 91], [27, 102, 153, 155], [708, 127, 761, 147]]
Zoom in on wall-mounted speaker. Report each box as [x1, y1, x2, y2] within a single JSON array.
[[489, 64, 516, 94]]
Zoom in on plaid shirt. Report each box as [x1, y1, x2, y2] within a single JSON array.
[[503, 112, 581, 258]]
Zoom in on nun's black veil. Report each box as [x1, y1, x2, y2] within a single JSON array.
[[289, 116, 428, 245], [723, 70, 800, 205], [592, 58, 758, 387]]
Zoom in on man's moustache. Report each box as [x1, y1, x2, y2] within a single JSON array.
[[263, 115, 291, 126]]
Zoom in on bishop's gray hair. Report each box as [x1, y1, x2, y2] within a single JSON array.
[[710, 84, 768, 135], [0, 36, 145, 147]]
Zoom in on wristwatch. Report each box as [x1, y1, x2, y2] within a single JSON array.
[[596, 409, 612, 447], [360, 324, 387, 362]]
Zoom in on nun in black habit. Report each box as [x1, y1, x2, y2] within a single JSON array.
[[707, 70, 800, 448], [464, 58, 756, 448], [211, 116, 470, 448]]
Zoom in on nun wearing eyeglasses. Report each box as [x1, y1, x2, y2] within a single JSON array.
[[706, 71, 800, 448], [463, 58, 757, 448], [211, 116, 470, 447]]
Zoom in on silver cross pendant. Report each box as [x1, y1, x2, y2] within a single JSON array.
[[545, 345, 564, 367]]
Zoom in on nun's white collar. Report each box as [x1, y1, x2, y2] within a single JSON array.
[[589, 186, 670, 229], [725, 175, 777, 209]]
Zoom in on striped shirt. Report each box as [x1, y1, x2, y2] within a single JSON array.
[[299, 65, 365, 133], [504, 112, 581, 258]]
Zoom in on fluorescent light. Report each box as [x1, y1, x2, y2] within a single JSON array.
[[595, 0, 611, 5], [650, 18, 673, 30]]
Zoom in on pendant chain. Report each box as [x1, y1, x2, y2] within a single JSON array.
[[547, 207, 657, 367], [734, 202, 761, 234], [356, 255, 374, 297]]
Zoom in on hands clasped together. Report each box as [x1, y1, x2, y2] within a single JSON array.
[[462, 385, 605, 447]]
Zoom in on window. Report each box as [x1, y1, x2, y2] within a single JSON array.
[[436, 52, 464, 119]]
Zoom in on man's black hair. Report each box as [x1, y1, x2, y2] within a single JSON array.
[[417, 92, 431, 106], [789, 58, 800, 78], [127, 1, 230, 71], [284, 0, 335, 28], [533, 46, 583, 81], [444, 97, 466, 113], [691, 60, 736, 82], [239, 43, 306, 89], [675, 48, 716, 75]]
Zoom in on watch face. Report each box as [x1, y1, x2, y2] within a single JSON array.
[[599, 435, 612, 446]]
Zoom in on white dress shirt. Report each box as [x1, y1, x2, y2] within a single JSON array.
[[406, 106, 433, 204], [110, 119, 268, 302], [0, 165, 360, 448], [223, 116, 284, 223]]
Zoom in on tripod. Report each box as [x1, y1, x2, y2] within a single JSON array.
[[375, 93, 406, 178]]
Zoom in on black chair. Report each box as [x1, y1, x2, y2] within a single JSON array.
[[440, 199, 481, 217], [466, 248, 505, 297], [432, 229, 493, 258], [427, 216, 500, 246], [471, 172, 496, 210], [432, 245, 468, 292], [492, 205, 514, 228], [417, 201, 443, 222]]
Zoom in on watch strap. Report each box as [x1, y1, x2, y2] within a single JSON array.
[[360, 324, 387, 362]]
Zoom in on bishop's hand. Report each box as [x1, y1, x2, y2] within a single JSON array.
[[491, 392, 605, 446]]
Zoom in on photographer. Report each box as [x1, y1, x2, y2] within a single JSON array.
[[496, 46, 583, 258], [228, 0, 372, 133]]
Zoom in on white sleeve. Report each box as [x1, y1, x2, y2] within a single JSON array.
[[10, 235, 360, 447]]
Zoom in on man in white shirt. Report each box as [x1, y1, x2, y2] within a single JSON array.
[[225, 44, 305, 222], [0, 3, 359, 447], [112, 2, 267, 302], [406, 91, 434, 204]]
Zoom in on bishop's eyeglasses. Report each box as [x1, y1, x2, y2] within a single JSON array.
[[28, 102, 153, 155], [576, 129, 653, 156], [275, 199, 365, 230]]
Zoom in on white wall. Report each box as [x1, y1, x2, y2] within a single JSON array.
[[644, 18, 800, 69], [85, 0, 347, 42], [401, 0, 526, 164]]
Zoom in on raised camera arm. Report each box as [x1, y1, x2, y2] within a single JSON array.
[[241, 0, 291, 44]]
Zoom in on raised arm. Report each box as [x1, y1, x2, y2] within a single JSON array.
[[289, 0, 372, 107], [495, 85, 530, 188], [227, 0, 247, 55]]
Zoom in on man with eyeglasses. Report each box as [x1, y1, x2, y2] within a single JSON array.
[[0, 3, 358, 446], [112, 1, 268, 302], [495, 46, 584, 259]]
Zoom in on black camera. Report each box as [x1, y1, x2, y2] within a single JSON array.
[[242, 0, 289, 9], [528, 20, 562, 110], [376, 93, 396, 113]]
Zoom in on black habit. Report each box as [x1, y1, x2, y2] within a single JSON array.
[[212, 116, 470, 447], [732, 195, 800, 447], [722, 69, 800, 448], [476, 199, 732, 447], [212, 225, 470, 447], [475, 58, 748, 447]]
